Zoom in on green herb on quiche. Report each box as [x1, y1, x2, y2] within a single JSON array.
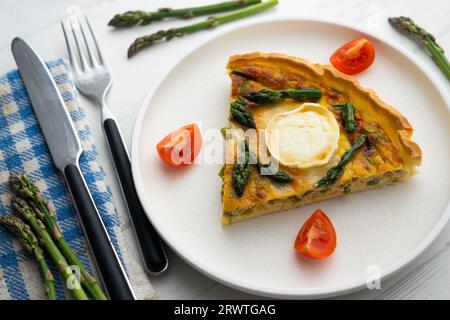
[[342, 183, 352, 194], [247, 148, 293, 184], [334, 102, 356, 133], [367, 177, 380, 185], [238, 78, 249, 96], [219, 165, 226, 200], [232, 140, 251, 197], [230, 70, 254, 79], [219, 165, 225, 178], [231, 139, 292, 197], [230, 97, 256, 128], [316, 134, 367, 189], [256, 161, 293, 183], [244, 88, 322, 104]]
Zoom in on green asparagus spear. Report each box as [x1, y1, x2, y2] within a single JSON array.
[[230, 97, 256, 128], [389, 16, 450, 80], [269, 170, 293, 183], [334, 103, 356, 133], [9, 175, 107, 300], [128, 0, 278, 57], [244, 88, 322, 104], [11, 198, 88, 300], [244, 89, 283, 104], [250, 149, 293, 184], [0, 215, 57, 300], [342, 103, 355, 133], [231, 70, 254, 79], [257, 161, 293, 183], [232, 139, 251, 197], [109, 0, 261, 27], [245, 143, 293, 184], [316, 134, 367, 189]]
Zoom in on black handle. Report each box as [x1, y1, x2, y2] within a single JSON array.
[[64, 164, 135, 300], [103, 118, 167, 274]]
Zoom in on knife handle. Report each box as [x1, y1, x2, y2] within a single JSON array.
[[103, 118, 168, 275], [64, 163, 136, 300]]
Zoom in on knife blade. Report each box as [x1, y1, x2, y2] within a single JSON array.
[[11, 37, 136, 300]]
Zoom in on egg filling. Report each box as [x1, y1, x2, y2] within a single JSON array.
[[265, 103, 340, 169]]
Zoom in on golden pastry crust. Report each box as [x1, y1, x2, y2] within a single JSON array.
[[222, 52, 422, 225]]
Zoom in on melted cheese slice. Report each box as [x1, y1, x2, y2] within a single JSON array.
[[265, 103, 340, 169]]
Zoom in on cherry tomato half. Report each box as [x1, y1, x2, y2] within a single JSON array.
[[294, 209, 337, 259], [330, 37, 375, 75], [156, 123, 202, 168]]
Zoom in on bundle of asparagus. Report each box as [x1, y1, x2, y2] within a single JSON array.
[[0, 175, 108, 300], [108, 0, 279, 58]]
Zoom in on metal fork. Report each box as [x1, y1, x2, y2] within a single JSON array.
[[61, 14, 168, 276]]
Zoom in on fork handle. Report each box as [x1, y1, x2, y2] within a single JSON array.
[[103, 118, 168, 275]]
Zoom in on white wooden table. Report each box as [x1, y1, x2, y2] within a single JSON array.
[[0, 0, 448, 300]]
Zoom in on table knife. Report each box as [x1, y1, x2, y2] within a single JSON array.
[[11, 37, 136, 300]]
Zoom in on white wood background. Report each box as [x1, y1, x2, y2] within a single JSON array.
[[0, 0, 448, 300]]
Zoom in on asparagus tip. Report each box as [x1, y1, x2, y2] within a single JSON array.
[[0, 215, 38, 255]]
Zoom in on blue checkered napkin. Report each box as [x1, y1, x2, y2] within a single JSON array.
[[0, 59, 122, 300]]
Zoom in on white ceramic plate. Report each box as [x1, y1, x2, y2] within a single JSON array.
[[131, 18, 450, 298]]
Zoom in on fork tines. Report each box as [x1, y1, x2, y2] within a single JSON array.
[[61, 14, 104, 72]]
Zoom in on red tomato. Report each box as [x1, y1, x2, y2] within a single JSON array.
[[330, 37, 375, 75], [294, 209, 337, 259], [156, 123, 202, 168]]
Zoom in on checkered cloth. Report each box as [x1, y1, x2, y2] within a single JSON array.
[[0, 59, 154, 300]]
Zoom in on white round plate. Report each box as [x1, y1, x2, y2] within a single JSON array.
[[131, 17, 450, 298]]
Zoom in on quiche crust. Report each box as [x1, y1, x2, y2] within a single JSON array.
[[222, 52, 422, 225]]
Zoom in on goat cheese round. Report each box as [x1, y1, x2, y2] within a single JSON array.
[[265, 103, 340, 169]]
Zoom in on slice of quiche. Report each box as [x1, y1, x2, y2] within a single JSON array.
[[221, 52, 422, 225]]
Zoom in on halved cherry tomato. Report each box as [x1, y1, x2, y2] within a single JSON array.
[[156, 123, 202, 168], [330, 37, 375, 75], [294, 209, 337, 259]]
